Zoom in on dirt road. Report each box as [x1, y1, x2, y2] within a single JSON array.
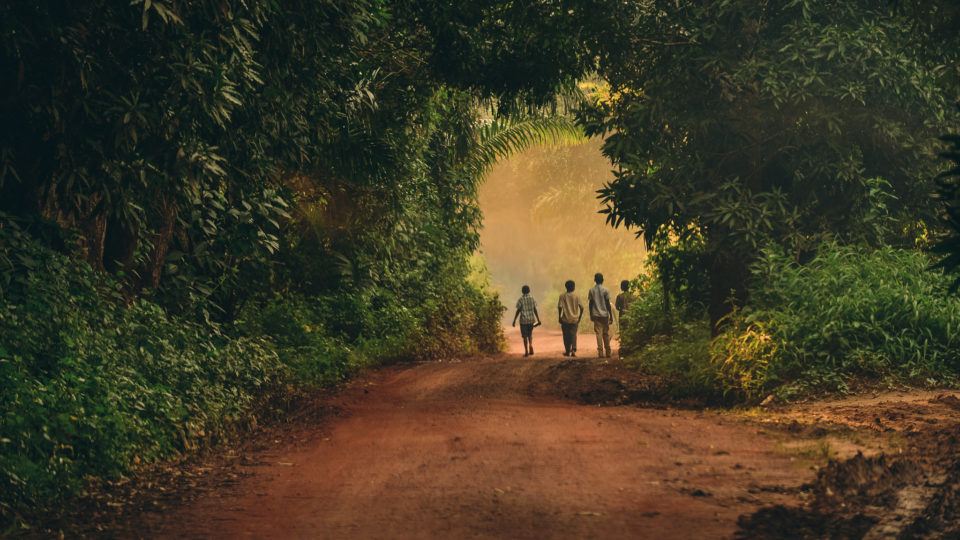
[[131, 329, 824, 539]]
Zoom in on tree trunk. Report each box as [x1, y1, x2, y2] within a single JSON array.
[[104, 217, 138, 271], [708, 252, 748, 336], [80, 194, 108, 272], [139, 196, 177, 291]]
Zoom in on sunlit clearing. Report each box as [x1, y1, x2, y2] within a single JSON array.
[[478, 138, 647, 326]]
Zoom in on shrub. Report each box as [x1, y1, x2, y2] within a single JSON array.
[[718, 244, 960, 399], [709, 319, 778, 401], [647, 230, 711, 317], [619, 274, 677, 351], [1, 221, 505, 528], [0, 227, 288, 525], [234, 278, 504, 377], [411, 275, 505, 360], [619, 274, 719, 399], [235, 294, 359, 386], [624, 320, 718, 399], [621, 243, 960, 402]]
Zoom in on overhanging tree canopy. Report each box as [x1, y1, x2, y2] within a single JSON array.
[[578, 0, 960, 326]]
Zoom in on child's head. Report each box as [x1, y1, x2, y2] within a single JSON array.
[[621, 279, 630, 292], [521, 285, 530, 295], [594, 272, 604, 284], [565, 280, 575, 292]]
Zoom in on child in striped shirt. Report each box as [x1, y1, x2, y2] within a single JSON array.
[[512, 285, 542, 357]]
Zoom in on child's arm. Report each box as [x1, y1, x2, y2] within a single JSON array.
[[512, 308, 520, 327], [534, 306, 542, 327]]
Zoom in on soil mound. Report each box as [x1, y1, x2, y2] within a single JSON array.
[[527, 358, 671, 405], [812, 452, 924, 508], [738, 438, 960, 538], [931, 393, 960, 412], [736, 506, 876, 539], [899, 460, 960, 538]]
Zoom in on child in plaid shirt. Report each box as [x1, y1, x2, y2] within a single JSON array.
[[511, 285, 542, 357]]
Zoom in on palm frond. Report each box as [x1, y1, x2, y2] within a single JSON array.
[[461, 116, 585, 180]]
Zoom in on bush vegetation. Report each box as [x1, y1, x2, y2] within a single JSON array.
[[716, 246, 960, 400], [0, 218, 505, 528], [1, 222, 289, 522], [585, 0, 959, 328], [622, 244, 960, 403]]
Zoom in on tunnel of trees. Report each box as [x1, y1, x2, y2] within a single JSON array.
[[1, 0, 959, 528]]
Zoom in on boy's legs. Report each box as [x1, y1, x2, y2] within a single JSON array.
[[571, 323, 578, 355], [593, 319, 612, 358], [520, 324, 533, 355], [602, 324, 612, 358], [560, 323, 573, 355], [593, 319, 605, 357]]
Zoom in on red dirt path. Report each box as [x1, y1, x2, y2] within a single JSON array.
[[138, 329, 817, 539]]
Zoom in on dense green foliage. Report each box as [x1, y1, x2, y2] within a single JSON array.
[[0, 0, 587, 313], [594, 1, 960, 405], [0, 0, 593, 528], [623, 245, 960, 402], [0, 214, 505, 526], [581, 0, 960, 325], [716, 246, 960, 400], [617, 274, 715, 399], [932, 123, 960, 290], [1, 221, 287, 521]]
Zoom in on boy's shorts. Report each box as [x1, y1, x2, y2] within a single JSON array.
[[520, 323, 534, 338]]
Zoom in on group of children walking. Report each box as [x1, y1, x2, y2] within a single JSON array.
[[511, 273, 633, 358]]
